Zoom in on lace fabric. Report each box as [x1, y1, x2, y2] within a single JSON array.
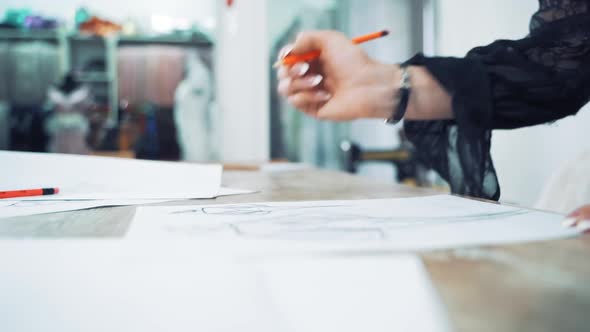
[[404, 0, 590, 200], [531, 0, 588, 30]]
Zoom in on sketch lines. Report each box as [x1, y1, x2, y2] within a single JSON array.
[[156, 201, 531, 242]]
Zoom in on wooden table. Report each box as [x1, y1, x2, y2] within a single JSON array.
[[1, 169, 589, 332]]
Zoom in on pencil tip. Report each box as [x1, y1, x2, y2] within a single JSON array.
[[381, 30, 390, 37]]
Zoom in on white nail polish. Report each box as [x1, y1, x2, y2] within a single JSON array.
[[561, 217, 578, 228], [576, 221, 590, 232], [279, 44, 293, 59], [292, 62, 310, 77], [277, 78, 291, 95], [277, 66, 288, 78], [316, 91, 332, 101], [307, 75, 323, 87]]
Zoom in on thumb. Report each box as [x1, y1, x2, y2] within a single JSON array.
[[291, 30, 348, 55]]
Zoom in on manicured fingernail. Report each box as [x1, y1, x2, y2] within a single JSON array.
[[305, 75, 323, 87], [295, 32, 304, 41], [576, 221, 590, 232], [316, 90, 332, 101], [562, 217, 578, 228], [278, 44, 294, 59], [291, 62, 310, 77], [277, 78, 291, 95]]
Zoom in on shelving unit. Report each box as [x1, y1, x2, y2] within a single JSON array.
[[0, 29, 69, 76], [0, 29, 64, 42], [65, 34, 118, 126], [0, 28, 213, 127], [118, 33, 212, 47]]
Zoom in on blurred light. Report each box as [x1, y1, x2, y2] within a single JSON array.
[[150, 14, 191, 34], [340, 141, 352, 152], [302, 0, 336, 10], [202, 17, 216, 30]]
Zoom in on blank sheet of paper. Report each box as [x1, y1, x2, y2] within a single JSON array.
[[127, 195, 580, 251], [0, 242, 284, 332], [0, 151, 222, 200], [0, 241, 449, 332], [258, 255, 451, 332]]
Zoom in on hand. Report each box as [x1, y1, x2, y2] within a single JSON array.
[[276, 30, 400, 121], [563, 204, 590, 233]]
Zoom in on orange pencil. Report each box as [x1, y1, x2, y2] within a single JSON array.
[[275, 30, 389, 67], [0, 188, 60, 199]]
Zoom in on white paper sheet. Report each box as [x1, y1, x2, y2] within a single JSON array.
[[216, 187, 257, 197], [0, 151, 222, 200], [128, 195, 580, 251], [0, 241, 449, 332], [0, 199, 172, 219], [258, 255, 451, 332], [0, 188, 255, 219], [0, 241, 285, 332]]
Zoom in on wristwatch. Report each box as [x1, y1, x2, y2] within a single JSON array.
[[385, 65, 411, 125]]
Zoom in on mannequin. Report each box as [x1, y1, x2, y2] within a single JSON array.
[[174, 53, 215, 162], [45, 75, 92, 154]]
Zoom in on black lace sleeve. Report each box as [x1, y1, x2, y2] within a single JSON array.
[[403, 0, 590, 200]]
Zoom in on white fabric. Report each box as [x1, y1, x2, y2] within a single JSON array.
[[174, 53, 215, 162], [536, 150, 590, 213]]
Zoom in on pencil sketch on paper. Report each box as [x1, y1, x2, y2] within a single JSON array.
[[128, 196, 546, 242]]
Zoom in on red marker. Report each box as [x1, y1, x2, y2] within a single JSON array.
[[0, 188, 60, 199]]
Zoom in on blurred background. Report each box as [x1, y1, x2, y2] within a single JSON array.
[[0, 0, 589, 208]]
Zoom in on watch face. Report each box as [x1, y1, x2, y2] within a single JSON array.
[[400, 66, 412, 89]]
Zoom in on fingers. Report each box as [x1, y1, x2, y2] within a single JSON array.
[[276, 30, 347, 63], [277, 77, 291, 96], [277, 62, 311, 81], [278, 44, 294, 60], [278, 74, 323, 96], [286, 90, 332, 111], [277, 66, 289, 80], [578, 221, 590, 233], [275, 31, 347, 117], [277, 61, 324, 97], [301, 105, 320, 118], [563, 218, 590, 232], [562, 204, 590, 233], [289, 62, 310, 77]]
